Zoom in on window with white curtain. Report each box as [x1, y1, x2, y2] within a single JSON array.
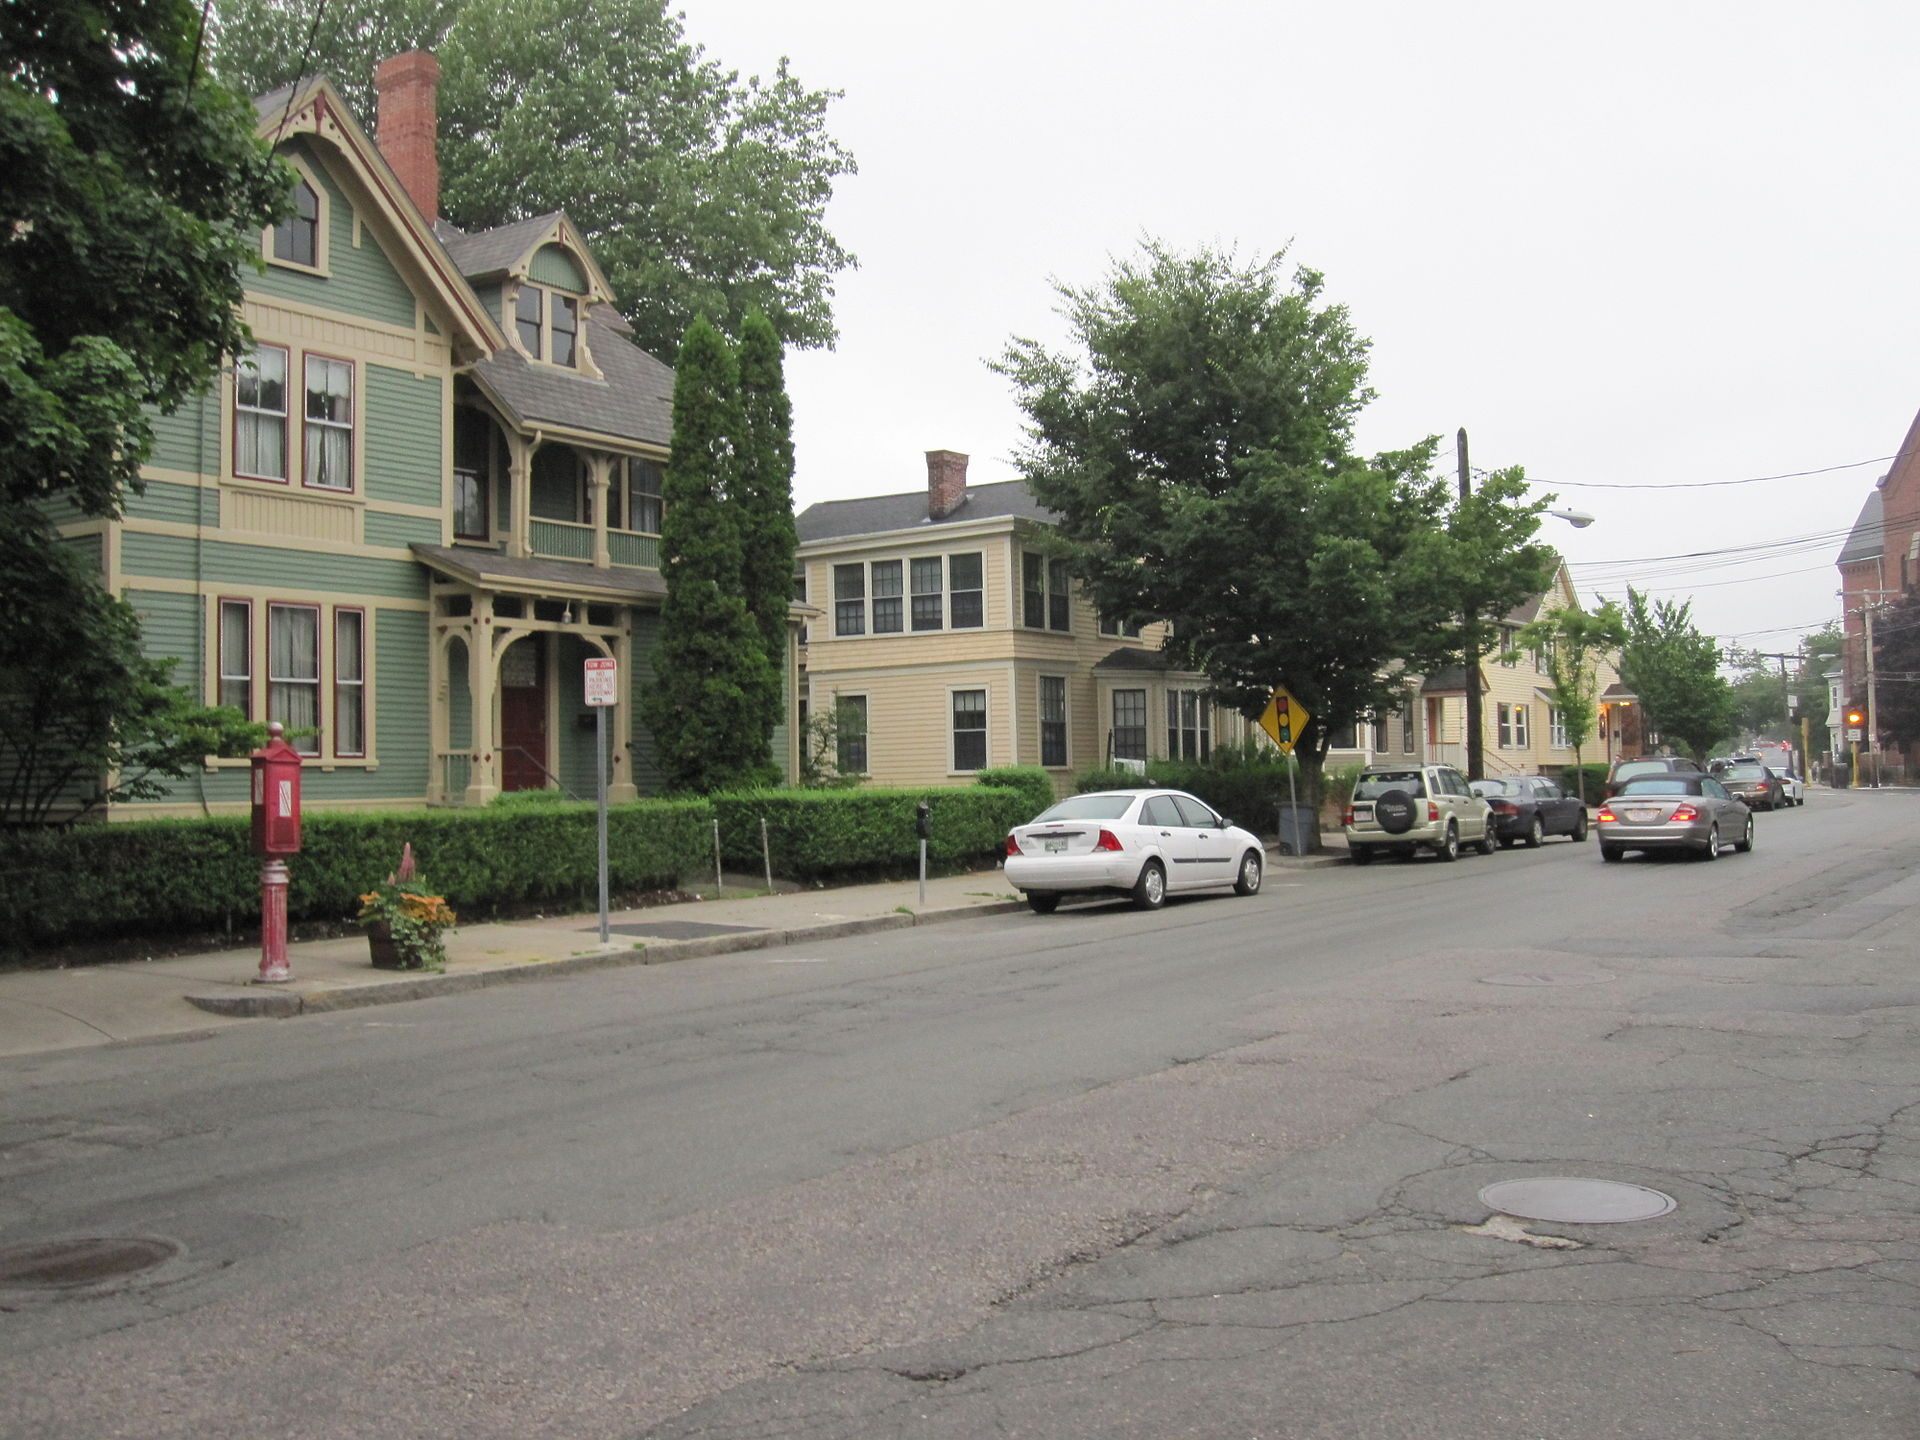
[[219, 600, 252, 713], [334, 609, 366, 757], [269, 603, 321, 754], [235, 346, 288, 481], [303, 356, 353, 491]]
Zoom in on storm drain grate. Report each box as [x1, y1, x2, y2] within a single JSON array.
[[1479, 1177, 1676, 1224], [1480, 971, 1612, 987], [0, 1237, 179, 1290]]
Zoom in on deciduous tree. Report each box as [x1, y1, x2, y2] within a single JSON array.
[[212, 0, 857, 356], [1616, 590, 1734, 761], [642, 318, 778, 793], [996, 241, 1554, 807], [1518, 600, 1627, 783]]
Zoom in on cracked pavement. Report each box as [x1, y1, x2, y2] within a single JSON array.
[[1, 792, 1915, 1438]]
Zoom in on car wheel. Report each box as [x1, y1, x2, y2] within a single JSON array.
[[1601, 844, 1623, 863], [1525, 816, 1544, 849], [1475, 821, 1497, 856], [1734, 815, 1754, 854], [1234, 849, 1263, 895], [1434, 822, 1459, 863], [1132, 858, 1166, 910], [1350, 844, 1375, 866], [1027, 892, 1061, 915], [1573, 811, 1589, 841], [1700, 823, 1721, 861]]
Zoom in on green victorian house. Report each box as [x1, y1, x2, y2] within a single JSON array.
[[59, 52, 797, 818]]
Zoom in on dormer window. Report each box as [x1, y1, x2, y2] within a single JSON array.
[[515, 286, 543, 359], [551, 294, 579, 367], [272, 179, 320, 267]]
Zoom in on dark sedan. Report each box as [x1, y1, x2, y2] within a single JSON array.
[[1718, 762, 1787, 812], [1470, 775, 1589, 847]]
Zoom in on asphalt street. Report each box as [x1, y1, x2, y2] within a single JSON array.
[[1, 790, 1915, 1438]]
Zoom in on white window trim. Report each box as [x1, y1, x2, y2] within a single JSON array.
[[947, 550, 984, 630], [1019, 549, 1072, 633], [1110, 685, 1149, 764], [948, 684, 990, 775], [831, 691, 869, 776], [826, 551, 986, 639]]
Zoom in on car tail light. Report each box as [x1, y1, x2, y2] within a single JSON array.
[[1094, 828, 1124, 853], [1489, 800, 1518, 815], [1004, 832, 1021, 856], [1669, 804, 1698, 822], [1342, 806, 1355, 827], [1427, 801, 1440, 822], [1596, 807, 1616, 823]]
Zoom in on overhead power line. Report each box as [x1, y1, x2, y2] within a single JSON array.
[[1511, 449, 1913, 492]]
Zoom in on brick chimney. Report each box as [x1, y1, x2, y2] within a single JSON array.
[[926, 449, 969, 520], [373, 51, 440, 224]]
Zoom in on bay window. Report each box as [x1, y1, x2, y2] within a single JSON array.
[[1112, 689, 1147, 762], [1168, 688, 1211, 761]]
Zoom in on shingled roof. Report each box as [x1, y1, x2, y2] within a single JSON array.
[[434, 214, 566, 281], [466, 311, 674, 449], [797, 479, 1054, 544], [1838, 489, 1885, 565]]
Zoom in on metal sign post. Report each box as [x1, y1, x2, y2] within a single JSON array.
[[1258, 685, 1312, 855], [584, 657, 618, 945]]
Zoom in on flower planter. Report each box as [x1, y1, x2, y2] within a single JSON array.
[[365, 921, 410, 969]]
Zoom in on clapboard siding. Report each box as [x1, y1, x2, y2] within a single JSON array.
[[120, 532, 426, 599], [147, 390, 220, 478], [125, 480, 218, 527], [249, 141, 418, 329], [363, 509, 442, 549], [369, 608, 431, 796], [364, 364, 445, 509]]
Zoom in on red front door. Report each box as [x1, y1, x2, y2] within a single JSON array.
[[499, 636, 548, 792]]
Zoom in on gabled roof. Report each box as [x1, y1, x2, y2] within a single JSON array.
[[1421, 665, 1490, 695], [465, 311, 675, 449], [1838, 489, 1884, 565], [1092, 647, 1174, 673], [797, 479, 1054, 544], [434, 211, 617, 304], [255, 75, 502, 359]]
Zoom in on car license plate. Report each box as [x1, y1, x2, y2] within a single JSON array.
[[1626, 808, 1660, 822], [1044, 838, 1068, 854]]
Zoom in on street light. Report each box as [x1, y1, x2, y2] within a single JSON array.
[[1547, 507, 1596, 529]]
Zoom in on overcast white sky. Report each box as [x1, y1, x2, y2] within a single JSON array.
[[684, 1, 1916, 654]]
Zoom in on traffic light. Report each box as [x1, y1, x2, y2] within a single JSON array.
[[1846, 706, 1866, 728]]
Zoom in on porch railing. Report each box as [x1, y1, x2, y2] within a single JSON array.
[[438, 751, 473, 801], [608, 529, 659, 568], [530, 517, 594, 561]]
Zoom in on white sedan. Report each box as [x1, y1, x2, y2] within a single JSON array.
[[1003, 789, 1266, 914]]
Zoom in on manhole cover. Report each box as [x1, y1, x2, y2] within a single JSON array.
[[1480, 971, 1612, 987], [1479, 1178, 1676, 1224], [598, 921, 764, 941], [0, 1237, 179, 1290]]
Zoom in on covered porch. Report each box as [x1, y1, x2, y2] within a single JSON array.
[[415, 545, 665, 806]]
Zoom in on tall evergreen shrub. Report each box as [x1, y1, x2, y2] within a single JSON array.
[[735, 310, 800, 720]]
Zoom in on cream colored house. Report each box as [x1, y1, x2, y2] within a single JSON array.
[[795, 452, 1254, 796], [1419, 563, 1621, 777]]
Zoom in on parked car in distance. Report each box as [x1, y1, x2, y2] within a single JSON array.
[[1719, 761, 1787, 811], [1344, 764, 1496, 864], [1604, 755, 1706, 797], [1596, 775, 1753, 862], [1776, 770, 1806, 806], [1470, 775, 1589, 847], [1005, 790, 1265, 914]]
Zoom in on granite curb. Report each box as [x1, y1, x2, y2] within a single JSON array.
[[186, 901, 1029, 1020]]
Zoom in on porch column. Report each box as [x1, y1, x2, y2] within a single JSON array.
[[589, 454, 611, 569], [426, 603, 448, 804], [464, 594, 501, 805], [506, 435, 532, 558], [610, 619, 638, 801]]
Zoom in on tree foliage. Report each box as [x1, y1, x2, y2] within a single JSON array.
[[734, 309, 799, 704], [642, 318, 778, 793], [1616, 590, 1734, 760], [1871, 592, 1920, 749], [0, 507, 264, 825], [996, 242, 1554, 801], [3, 0, 287, 516], [1517, 599, 1626, 776], [1800, 621, 1844, 756], [1725, 649, 1790, 740], [211, 0, 857, 356]]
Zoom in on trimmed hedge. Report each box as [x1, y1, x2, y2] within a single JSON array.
[[712, 779, 1034, 881], [968, 766, 1056, 817], [0, 800, 713, 951]]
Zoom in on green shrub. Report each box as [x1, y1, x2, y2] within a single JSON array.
[[1073, 748, 1308, 835], [1320, 762, 1364, 818], [1557, 763, 1608, 806], [970, 766, 1055, 817], [0, 799, 713, 951], [711, 784, 1032, 881]]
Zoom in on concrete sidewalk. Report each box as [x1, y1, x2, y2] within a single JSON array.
[[0, 838, 1349, 1060]]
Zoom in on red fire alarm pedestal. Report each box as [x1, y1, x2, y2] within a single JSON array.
[[250, 722, 304, 983]]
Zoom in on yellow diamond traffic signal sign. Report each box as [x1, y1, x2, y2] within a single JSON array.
[[1258, 686, 1311, 756]]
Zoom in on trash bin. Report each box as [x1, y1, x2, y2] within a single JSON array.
[[1275, 802, 1318, 856]]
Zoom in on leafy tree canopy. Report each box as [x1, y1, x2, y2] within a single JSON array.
[[1615, 589, 1734, 760], [997, 242, 1554, 795], [1725, 648, 1790, 740], [1517, 599, 1626, 772], [3, 0, 287, 515], [212, 0, 858, 357]]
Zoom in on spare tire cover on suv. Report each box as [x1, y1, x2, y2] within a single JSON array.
[[1373, 789, 1418, 834]]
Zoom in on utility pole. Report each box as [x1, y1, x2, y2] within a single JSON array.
[[1865, 602, 1882, 788], [1458, 428, 1483, 781]]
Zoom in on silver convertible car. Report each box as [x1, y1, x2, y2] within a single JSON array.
[[1596, 774, 1753, 862]]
